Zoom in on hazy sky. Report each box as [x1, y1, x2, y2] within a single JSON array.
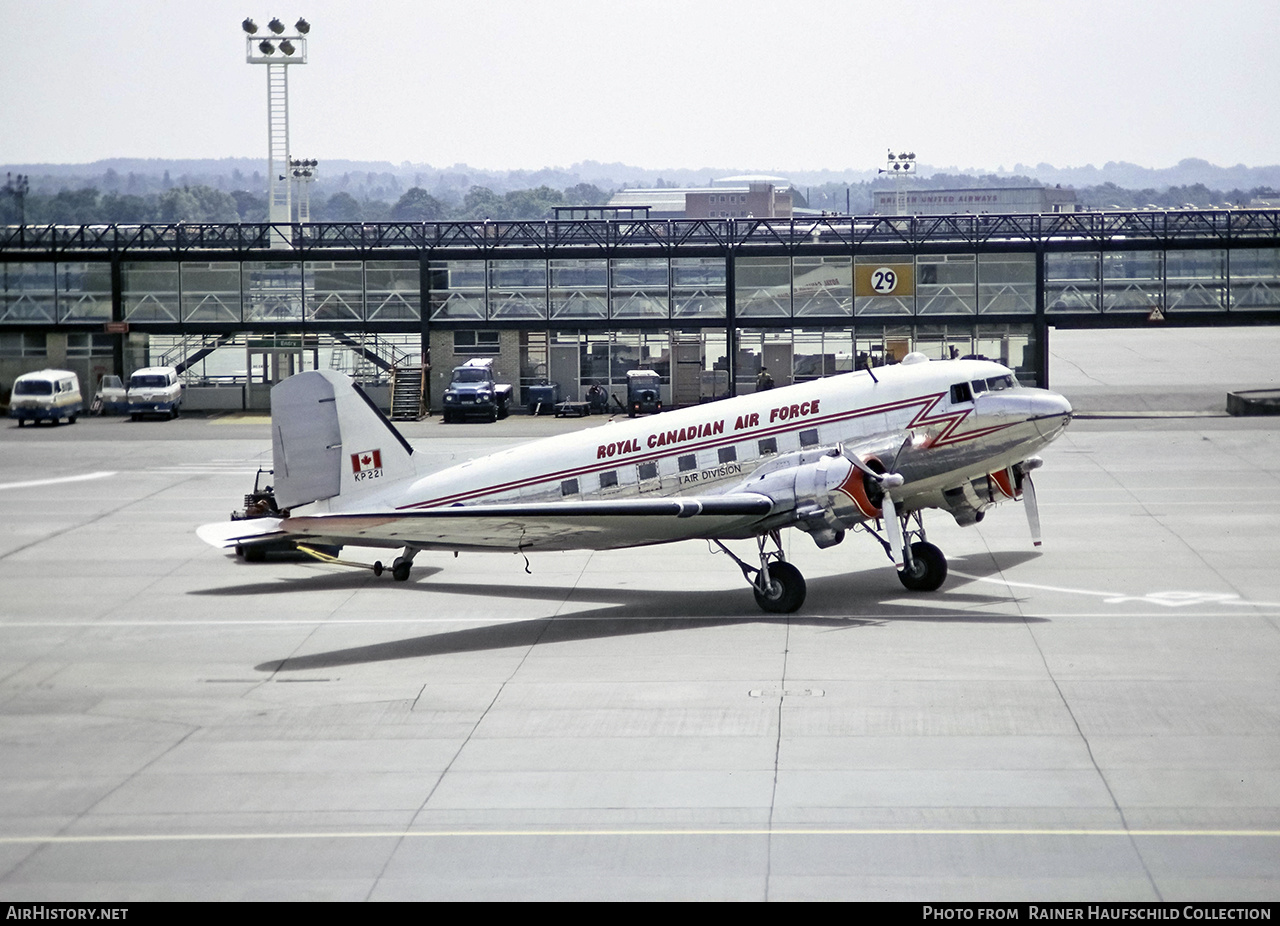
[[2, 0, 1276, 173]]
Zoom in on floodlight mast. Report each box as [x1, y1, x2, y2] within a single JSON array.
[[879, 150, 917, 215], [243, 18, 310, 235]]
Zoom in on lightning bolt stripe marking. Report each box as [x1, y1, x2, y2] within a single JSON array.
[[401, 392, 1016, 510]]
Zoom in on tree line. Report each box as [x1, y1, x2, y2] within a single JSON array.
[[4, 176, 1277, 226], [0, 182, 611, 225]]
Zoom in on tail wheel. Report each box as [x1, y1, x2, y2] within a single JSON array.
[[897, 541, 947, 592], [753, 562, 807, 613]]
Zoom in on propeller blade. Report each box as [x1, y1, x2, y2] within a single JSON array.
[[1023, 472, 1042, 547], [882, 492, 904, 569]]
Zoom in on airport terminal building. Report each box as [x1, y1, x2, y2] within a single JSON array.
[[2, 208, 1279, 415]]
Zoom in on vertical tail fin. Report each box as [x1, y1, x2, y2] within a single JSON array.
[[271, 371, 415, 509]]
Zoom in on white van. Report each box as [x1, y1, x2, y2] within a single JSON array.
[[9, 369, 83, 426], [127, 366, 183, 420]]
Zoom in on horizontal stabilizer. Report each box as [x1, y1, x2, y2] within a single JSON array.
[[196, 517, 285, 549]]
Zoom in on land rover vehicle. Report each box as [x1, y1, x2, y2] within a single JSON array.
[[625, 369, 663, 417], [127, 366, 183, 420], [10, 369, 82, 426], [442, 358, 513, 422]]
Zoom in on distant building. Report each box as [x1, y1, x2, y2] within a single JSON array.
[[873, 186, 1079, 216], [609, 177, 793, 220]]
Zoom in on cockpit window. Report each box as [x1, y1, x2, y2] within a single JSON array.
[[971, 374, 1016, 395], [950, 382, 973, 404]]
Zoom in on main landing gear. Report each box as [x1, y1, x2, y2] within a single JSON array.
[[862, 509, 948, 592], [715, 530, 807, 614]]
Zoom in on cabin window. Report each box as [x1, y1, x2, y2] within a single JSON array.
[[950, 382, 973, 404], [599, 470, 618, 489], [678, 454, 697, 472], [799, 428, 820, 448], [758, 437, 777, 456], [718, 446, 737, 464], [638, 461, 658, 481], [561, 478, 579, 496]]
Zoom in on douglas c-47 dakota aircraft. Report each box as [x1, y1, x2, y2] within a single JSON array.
[[198, 353, 1072, 613]]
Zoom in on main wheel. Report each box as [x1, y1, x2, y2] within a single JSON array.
[[753, 561, 806, 613], [897, 541, 947, 592], [392, 558, 412, 582]]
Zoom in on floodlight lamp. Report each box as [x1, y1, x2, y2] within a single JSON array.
[[258, 39, 275, 54], [295, 18, 310, 34], [268, 17, 285, 33], [887, 151, 896, 160], [907, 152, 916, 159], [280, 39, 295, 55], [242, 18, 258, 34], [899, 152, 909, 160]]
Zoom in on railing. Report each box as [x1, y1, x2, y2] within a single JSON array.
[[4, 209, 1280, 257]]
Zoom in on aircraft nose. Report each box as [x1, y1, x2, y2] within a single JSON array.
[[1029, 390, 1073, 438]]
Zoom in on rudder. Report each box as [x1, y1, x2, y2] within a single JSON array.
[[271, 370, 415, 509]]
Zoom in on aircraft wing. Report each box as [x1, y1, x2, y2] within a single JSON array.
[[279, 493, 777, 552], [198, 493, 777, 553]]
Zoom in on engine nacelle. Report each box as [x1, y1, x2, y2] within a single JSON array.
[[740, 450, 865, 548], [942, 461, 1036, 527]]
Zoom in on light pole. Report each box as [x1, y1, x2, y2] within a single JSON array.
[[242, 17, 309, 236], [879, 150, 916, 215], [289, 158, 318, 222], [3, 172, 30, 245]]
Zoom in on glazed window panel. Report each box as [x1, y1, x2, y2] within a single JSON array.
[[123, 262, 180, 322], [243, 261, 303, 322], [181, 262, 242, 322], [428, 260, 484, 320], [671, 257, 726, 319], [611, 258, 668, 319], [1045, 252, 1100, 312], [735, 256, 791, 318], [56, 262, 113, 322], [853, 255, 914, 315], [550, 259, 608, 319], [367, 261, 421, 321], [916, 254, 976, 315], [793, 255, 852, 316], [793, 327, 852, 381], [1229, 248, 1280, 310], [1103, 251, 1163, 313], [0, 263, 57, 323], [305, 260, 363, 321], [1165, 249, 1226, 312], [486, 259, 547, 320], [978, 254, 1035, 314]]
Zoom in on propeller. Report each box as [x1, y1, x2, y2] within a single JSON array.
[[1018, 457, 1044, 547], [841, 448, 908, 568], [881, 491, 904, 568], [1023, 472, 1042, 547]]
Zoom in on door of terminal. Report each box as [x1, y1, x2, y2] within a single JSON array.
[[246, 348, 309, 409]]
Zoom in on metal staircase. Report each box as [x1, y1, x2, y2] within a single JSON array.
[[390, 365, 425, 420]]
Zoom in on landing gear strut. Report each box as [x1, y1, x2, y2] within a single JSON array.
[[715, 530, 807, 614], [391, 547, 418, 582], [862, 509, 949, 592]]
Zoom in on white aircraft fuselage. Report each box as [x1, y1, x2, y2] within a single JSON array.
[[200, 353, 1071, 612]]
